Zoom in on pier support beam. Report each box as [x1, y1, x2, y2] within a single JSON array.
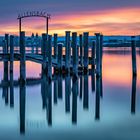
[[72, 32, 78, 78], [42, 34, 47, 74], [58, 43, 63, 73], [131, 36, 137, 76], [54, 34, 58, 60], [10, 35, 14, 73], [20, 31, 26, 83], [92, 41, 96, 69], [79, 34, 83, 67], [48, 35, 52, 81], [83, 32, 89, 73], [65, 31, 71, 73], [95, 33, 101, 77]]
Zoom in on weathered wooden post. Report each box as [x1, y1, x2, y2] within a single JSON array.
[[10, 35, 14, 107], [95, 33, 101, 77], [79, 34, 83, 67], [42, 34, 47, 74], [65, 31, 71, 73], [92, 41, 96, 69], [20, 31, 26, 83], [5, 34, 9, 53], [10, 35, 14, 73], [131, 36, 137, 76], [100, 34, 103, 74], [47, 35, 52, 81], [83, 32, 89, 73], [72, 32, 78, 77], [54, 34, 58, 59], [2, 40, 9, 105], [58, 43, 63, 73]]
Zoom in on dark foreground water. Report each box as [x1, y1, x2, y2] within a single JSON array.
[[0, 48, 140, 140]]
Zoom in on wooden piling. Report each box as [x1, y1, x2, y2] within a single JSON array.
[[48, 35, 52, 81], [95, 33, 101, 77], [100, 34, 103, 74], [10, 35, 14, 73], [58, 43, 63, 73], [92, 41, 96, 69], [79, 34, 83, 66], [20, 31, 26, 83], [131, 36, 137, 76], [42, 34, 47, 73], [72, 32, 78, 77], [54, 34, 58, 60], [65, 31, 71, 72], [5, 34, 9, 53], [83, 32, 89, 73]]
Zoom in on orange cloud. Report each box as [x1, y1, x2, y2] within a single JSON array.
[[0, 7, 140, 36]]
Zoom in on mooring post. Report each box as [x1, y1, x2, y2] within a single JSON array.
[[5, 34, 9, 53], [65, 31, 71, 73], [100, 34, 103, 74], [3, 40, 9, 105], [95, 33, 101, 77], [54, 34, 58, 59], [83, 32, 89, 73], [58, 43, 63, 73], [42, 34, 47, 74], [47, 35, 52, 81], [92, 41, 96, 69], [20, 31, 26, 83], [131, 36, 137, 76], [10, 35, 14, 73], [79, 34, 83, 66], [72, 32, 78, 77]]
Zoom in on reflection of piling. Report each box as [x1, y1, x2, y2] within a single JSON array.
[[42, 34, 47, 74], [20, 31, 26, 83], [54, 76, 58, 104], [65, 31, 71, 73], [48, 35, 52, 81], [58, 43, 63, 73], [47, 81, 52, 126], [95, 76, 100, 120], [92, 41, 96, 69], [20, 79, 26, 134], [83, 75, 88, 109], [95, 33, 101, 77], [131, 36, 137, 76], [65, 74, 71, 113], [72, 32, 78, 77], [83, 32, 89, 73], [72, 77, 78, 124], [10, 70, 14, 107], [79, 34, 83, 66], [131, 76, 137, 114], [58, 75, 62, 99]]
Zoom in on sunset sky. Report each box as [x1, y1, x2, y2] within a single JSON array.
[[0, 0, 140, 36]]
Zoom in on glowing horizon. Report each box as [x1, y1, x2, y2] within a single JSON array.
[[0, 7, 140, 36]]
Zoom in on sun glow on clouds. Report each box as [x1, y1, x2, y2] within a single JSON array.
[[1, 7, 140, 36]]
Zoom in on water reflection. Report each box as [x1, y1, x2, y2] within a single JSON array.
[[0, 61, 139, 135], [131, 76, 137, 114]]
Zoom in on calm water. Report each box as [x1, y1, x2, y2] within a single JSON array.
[[0, 48, 140, 140]]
